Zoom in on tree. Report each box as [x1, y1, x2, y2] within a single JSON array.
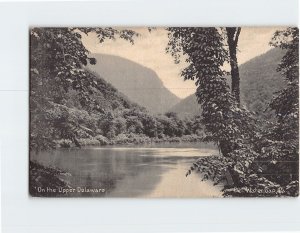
[[30, 27, 138, 151], [226, 27, 241, 104], [166, 27, 255, 157], [166, 27, 284, 196], [269, 27, 299, 141], [167, 27, 299, 196], [142, 115, 158, 137], [263, 27, 299, 196]]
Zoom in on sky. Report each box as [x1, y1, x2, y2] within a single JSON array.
[[81, 27, 283, 99]]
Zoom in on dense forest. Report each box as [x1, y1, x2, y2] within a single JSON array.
[[30, 27, 298, 197]]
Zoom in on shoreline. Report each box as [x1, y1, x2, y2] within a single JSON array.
[[54, 134, 208, 149]]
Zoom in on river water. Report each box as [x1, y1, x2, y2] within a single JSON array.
[[31, 142, 223, 197]]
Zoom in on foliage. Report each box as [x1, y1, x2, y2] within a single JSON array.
[[168, 27, 299, 197], [264, 27, 299, 195], [55, 139, 73, 148], [95, 135, 110, 145], [87, 53, 180, 114], [29, 161, 71, 197], [168, 48, 285, 121], [77, 137, 102, 146], [30, 27, 298, 197], [114, 133, 151, 145], [30, 27, 208, 152], [30, 27, 138, 151], [167, 27, 257, 155]]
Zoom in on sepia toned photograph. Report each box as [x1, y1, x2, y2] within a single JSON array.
[[29, 27, 299, 198]]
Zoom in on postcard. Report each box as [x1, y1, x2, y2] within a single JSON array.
[[29, 27, 299, 197]]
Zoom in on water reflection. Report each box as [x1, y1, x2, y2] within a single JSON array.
[[31, 143, 222, 197]]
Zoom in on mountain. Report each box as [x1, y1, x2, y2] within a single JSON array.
[[62, 70, 205, 143], [169, 48, 285, 118], [168, 93, 201, 118], [66, 70, 144, 113], [239, 48, 284, 115], [87, 53, 180, 113]]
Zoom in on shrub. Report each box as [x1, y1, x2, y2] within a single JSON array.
[[95, 135, 109, 145], [55, 139, 73, 148], [77, 137, 101, 146], [113, 133, 151, 145]]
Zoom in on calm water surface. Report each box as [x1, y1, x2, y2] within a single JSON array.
[[31, 142, 222, 197]]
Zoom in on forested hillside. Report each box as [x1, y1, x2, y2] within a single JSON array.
[[239, 48, 284, 117], [87, 53, 180, 113], [168, 93, 201, 117], [169, 48, 285, 118], [62, 70, 205, 147], [29, 28, 206, 151], [31, 68, 204, 150]]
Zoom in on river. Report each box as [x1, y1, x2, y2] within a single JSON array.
[[31, 142, 223, 198]]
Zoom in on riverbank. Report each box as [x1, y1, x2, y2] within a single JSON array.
[[55, 133, 204, 148], [29, 161, 72, 197]]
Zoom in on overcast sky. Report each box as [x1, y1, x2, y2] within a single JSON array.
[[81, 27, 283, 99]]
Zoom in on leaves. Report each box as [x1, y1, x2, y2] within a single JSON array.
[[30, 27, 137, 151], [168, 27, 299, 197]]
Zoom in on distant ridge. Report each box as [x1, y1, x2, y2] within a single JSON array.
[[169, 48, 285, 118], [88, 53, 180, 113]]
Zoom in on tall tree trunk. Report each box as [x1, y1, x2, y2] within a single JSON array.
[[226, 27, 241, 105], [218, 28, 241, 158]]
